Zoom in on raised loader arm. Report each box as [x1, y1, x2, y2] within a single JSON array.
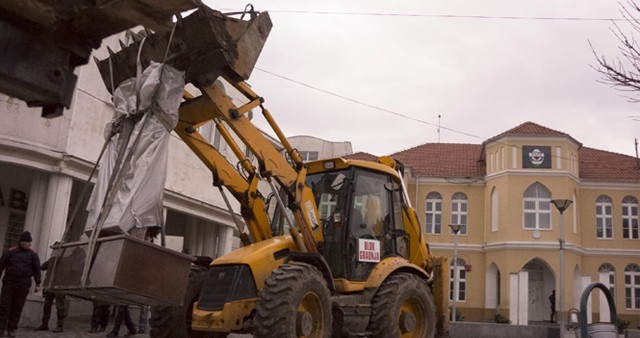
[[174, 92, 272, 244], [198, 76, 324, 252], [94, 5, 324, 253], [176, 76, 324, 253]]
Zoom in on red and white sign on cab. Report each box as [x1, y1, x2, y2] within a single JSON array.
[[358, 238, 381, 263]]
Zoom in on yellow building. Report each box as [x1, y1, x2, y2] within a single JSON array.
[[388, 121, 639, 327]]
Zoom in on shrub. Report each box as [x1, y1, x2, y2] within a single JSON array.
[[494, 313, 511, 324], [615, 317, 630, 334]]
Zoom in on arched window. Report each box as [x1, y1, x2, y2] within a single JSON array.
[[624, 264, 640, 309], [523, 183, 551, 229], [451, 192, 468, 235], [572, 191, 578, 234], [425, 192, 442, 234], [596, 195, 613, 239], [622, 196, 639, 239], [599, 263, 616, 297], [491, 188, 498, 232], [449, 258, 467, 302]]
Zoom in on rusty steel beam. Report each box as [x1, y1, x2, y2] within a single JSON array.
[[0, 0, 200, 117]]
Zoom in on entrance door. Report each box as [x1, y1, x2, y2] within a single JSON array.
[[528, 269, 544, 321]]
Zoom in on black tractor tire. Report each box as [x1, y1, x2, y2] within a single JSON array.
[[150, 265, 208, 338], [367, 273, 436, 338], [254, 262, 332, 338]]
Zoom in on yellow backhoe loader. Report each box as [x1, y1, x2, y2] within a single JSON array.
[[85, 4, 450, 338]]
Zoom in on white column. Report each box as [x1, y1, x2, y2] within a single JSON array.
[[200, 220, 215, 258], [25, 173, 73, 261], [518, 270, 529, 325], [38, 174, 72, 259], [216, 224, 234, 257], [598, 273, 610, 322], [24, 172, 48, 254], [509, 273, 519, 324], [581, 276, 592, 323], [184, 216, 199, 255], [20, 174, 71, 327]]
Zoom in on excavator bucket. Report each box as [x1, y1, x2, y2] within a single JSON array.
[[95, 5, 272, 92]]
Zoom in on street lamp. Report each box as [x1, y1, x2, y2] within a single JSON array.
[[551, 199, 572, 334], [449, 224, 463, 323]]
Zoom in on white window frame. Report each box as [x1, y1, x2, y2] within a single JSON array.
[[624, 264, 640, 309], [451, 192, 468, 235], [299, 151, 319, 162], [596, 195, 614, 239], [622, 196, 639, 239], [599, 263, 616, 298], [449, 258, 467, 302], [523, 183, 551, 230], [318, 193, 337, 220], [425, 192, 442, 234]]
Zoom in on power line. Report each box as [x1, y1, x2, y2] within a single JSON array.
[[220, 7, 627, 22], [255, 67, 636, 173], [256, 67, 481, 140]]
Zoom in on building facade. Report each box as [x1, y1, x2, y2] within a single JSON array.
[[287, 135, 353, 161], [392, 122, 639, 327], [0, 33, 268, 324]]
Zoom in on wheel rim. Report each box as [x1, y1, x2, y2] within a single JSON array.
[[297, 291, 324, 337], [398, 297, 426, 337]]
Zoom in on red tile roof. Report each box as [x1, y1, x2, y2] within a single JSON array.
[[344, 152, 378, 162], [392, 143, 485, 178], [485, 121, 581, 146], [578, 147, 640, 182], [391, 122, 639, 182]]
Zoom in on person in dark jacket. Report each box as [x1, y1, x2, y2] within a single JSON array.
[[35, 255, 66, 333], [0, 231, 41, 337], [89, 302, 110, 333], [106, 305, 137, 337]]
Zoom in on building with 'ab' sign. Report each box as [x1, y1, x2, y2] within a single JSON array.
[[387, 121, 639, 327]]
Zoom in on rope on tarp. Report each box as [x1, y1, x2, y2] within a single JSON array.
[[47, 52, 128, 290], [79, 21, 180, 290]]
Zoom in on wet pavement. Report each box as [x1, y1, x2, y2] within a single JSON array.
[[10, 315, 150, 338], [11, 315, 251, 338]]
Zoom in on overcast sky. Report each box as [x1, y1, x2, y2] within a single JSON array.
[[205, 0, 639, 157]]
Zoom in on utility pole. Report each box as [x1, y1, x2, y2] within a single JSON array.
[[438, 114, 441, 143], [635, 138, 639, 168]]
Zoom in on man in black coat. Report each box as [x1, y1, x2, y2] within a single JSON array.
[[0, 231, 42, 337]]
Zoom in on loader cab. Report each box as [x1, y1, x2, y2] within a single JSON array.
[[306, 164, 410, 282]]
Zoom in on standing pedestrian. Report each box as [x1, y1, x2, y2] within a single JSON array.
[[35, 256, 67, 333], [89, 302, 110, 333], [106, 305, 137, 337], [549, 289, 556, 323], [137, 306, 148, 334], [0, 231, 42, 337]]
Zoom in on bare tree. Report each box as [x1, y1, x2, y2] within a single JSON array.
[[592, 1, 640, 102]]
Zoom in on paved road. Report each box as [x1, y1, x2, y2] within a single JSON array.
[[11, 315, 252, 338], [10, 315, 149, 338]]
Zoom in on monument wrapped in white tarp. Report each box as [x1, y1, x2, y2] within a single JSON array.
[[85, 62, 185, 235]]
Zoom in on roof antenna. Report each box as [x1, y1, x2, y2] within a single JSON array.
[[635, 138, 639, 168], [438, 114, 441, 143]]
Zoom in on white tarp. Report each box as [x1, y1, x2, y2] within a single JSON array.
[[85, 62, 185, 235]]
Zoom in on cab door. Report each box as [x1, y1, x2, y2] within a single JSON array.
[[346, 169, 395, 281]]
